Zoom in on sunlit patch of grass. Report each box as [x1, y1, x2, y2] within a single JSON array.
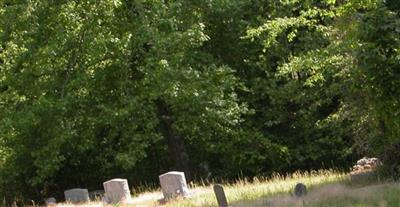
[[54, 170, 346, 207], [164, 170, 346, 207], [53, 170, 400, 207], [54, 201, 105, 207]]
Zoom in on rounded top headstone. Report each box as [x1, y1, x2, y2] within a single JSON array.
[[213, 184, 229, 207], [159, 171, 185, 178], [103, 178, 126, 184], [294, 183, 307, 197], [65, 188, 87, 192], [103, 178, 132, 204], [159, 171, 189, 200]]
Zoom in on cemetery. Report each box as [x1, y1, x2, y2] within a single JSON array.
[[1, 0, 400, 206], [35, 157, 400, 206]]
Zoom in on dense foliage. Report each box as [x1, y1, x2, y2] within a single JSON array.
[[0, 0, 398, 203]]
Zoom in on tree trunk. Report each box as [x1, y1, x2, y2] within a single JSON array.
[[156, 99, 191, 180]]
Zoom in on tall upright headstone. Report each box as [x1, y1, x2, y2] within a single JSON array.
[[213, 184, 229, 207], [64, 188, 89, 203], [159, 171, 189, 200], [103, 178, 132, 204]]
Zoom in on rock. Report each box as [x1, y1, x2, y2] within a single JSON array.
[[353, 165, 361, 171], [350, 157, 382, 183], [357, 157, 367, 166], [159, 171, 189, 201], [352, 157, 381, 174], [294, 183, 307, 197], [364, 164, 372, 170], [64, 188, 89, 203], [103, 178, 132, 204]]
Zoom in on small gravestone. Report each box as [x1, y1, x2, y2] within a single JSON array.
[[159, 171, 189, 201], [103, 178, 132, 204], [294, 183, 307, 197], [64, 188, 89, 203], [44, 197, 56, 206], [213, 184, 229, 207]]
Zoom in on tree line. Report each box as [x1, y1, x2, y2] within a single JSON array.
[[0, 0, 399, 203]]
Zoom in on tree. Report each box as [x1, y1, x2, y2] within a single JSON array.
[[352, 2, 400, 173], [0, 0, 245, 202], [239, 0, 357, 170]]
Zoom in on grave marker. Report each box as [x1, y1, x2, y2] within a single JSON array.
[[213, 184, 229, 207], [64, 188, 89, 203], [294, 183, 307, 197], [159, 171, 189, 201], [103, 178, 132, 204]]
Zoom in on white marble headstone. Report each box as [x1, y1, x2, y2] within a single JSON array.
[[103, 178, 132, 204], [159, 171, 189, 200], [64, 188, 89, 203]]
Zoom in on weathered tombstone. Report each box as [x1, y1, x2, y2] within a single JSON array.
[[294, 183, 307, 197], [103, 178, 132, 204], [159, 171, 189, 201], [64, 188, 89, 203], [44, 197, 56, 206], [213, 184, 229, 207], [89, 190, 105, 201]]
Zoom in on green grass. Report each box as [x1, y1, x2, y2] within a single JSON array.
[[55, 170, 400, 207], [164, 170, 346, 207], [299, 184, 400, 207]]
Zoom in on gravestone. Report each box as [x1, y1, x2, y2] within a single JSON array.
[[103, 178, 132, 204], [294, 183, 307, 197], [159, 171, 189, 200], [213, 184, 229, 207], [44, 197, 56, 206], [64, 188, 89, 203]]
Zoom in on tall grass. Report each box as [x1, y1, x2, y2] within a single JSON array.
[[54, 170, 347, 207], [165, 170, 346, 207], [302, 184, 400, 207]]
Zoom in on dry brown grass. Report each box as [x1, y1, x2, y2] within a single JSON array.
[[52, 170, 345, 207], [235, 183, 400, 207], [53, 172, 400, 207]]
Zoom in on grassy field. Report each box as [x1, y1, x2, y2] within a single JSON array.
[[53, 170, 400, 207], [233, 182, 400, 207], [165, 170, 346, 207], [303, 184, 400, 207], [55, 170, 349, 207]]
